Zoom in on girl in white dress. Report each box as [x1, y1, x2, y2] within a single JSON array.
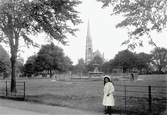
[[103, 75, 115, 114]]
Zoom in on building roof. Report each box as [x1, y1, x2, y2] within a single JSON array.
[[93, 49, 105, 62]]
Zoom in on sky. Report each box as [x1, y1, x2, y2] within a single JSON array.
[[3, 0, 167, 65]]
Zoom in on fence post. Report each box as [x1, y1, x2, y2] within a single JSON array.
[[80, 74, 81, 81], [24, 82, 25, 100], [124, 85, 127, 113], [15, 82, 16, 96], [148, 86, 152, 113], [6, 81, 7, 98], [71, 74, 72, 81]]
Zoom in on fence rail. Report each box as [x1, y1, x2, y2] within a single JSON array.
[[0, 81, 25, 100], [114, 84, 167, 114]]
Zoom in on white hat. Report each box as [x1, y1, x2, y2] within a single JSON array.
[[103, 75, 111, 81]]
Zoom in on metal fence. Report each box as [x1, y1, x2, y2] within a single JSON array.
[[54, 74, 167, 114], [0, 81, 25, 100], [113, 84, 167, 115]]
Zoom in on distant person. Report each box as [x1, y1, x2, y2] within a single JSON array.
[[103, 75, 115, 114], [131, 72, 134, 81]]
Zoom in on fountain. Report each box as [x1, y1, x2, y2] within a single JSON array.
[[88, 62, 103, 77]]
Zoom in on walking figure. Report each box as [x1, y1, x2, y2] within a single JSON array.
[[131, 72, 134, 81]]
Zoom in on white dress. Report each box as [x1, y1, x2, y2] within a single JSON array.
[[102, 82, 115, 106]]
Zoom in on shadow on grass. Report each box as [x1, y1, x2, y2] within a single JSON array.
[[0, 94, 166, 115], [24, 94, 166, 115]]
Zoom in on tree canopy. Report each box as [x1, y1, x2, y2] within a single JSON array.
[[98, 0, 167, 49], [23, 43, 73, 77], [23, 55, 37, 77], [150, 47, 167, 73], [0, 0, 81, 91], [113, 49, 137, 72], [136, 52, 151, 70], [73, 58, 86, 75], [0, 45, 10, 73]]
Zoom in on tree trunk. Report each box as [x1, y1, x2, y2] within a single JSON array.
[[157, 65, 162, 74], [10, 56, 16, 92], [5, 14, 19, 92], [158, 67, 163, 74]]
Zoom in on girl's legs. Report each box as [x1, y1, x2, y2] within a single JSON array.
[[108, 106, 111, 114], [104, 106, 112, 114], [104, 106, 108, 114], [104, 106, 107, 112]]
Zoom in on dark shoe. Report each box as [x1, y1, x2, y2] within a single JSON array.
[[104, 110, 109, 114]]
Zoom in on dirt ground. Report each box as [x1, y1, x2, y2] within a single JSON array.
[[0, 98, 106, 115]]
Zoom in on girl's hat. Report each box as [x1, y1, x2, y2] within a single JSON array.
[[103, 75, 111, 81]]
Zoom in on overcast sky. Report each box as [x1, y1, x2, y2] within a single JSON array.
[[10, 0, 167, 65]]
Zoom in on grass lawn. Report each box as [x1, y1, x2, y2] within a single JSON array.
[[1, 74, 167, 115], [25, 79, 104, 113]]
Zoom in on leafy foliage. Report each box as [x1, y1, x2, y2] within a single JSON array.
[[98, 0, 167, 49], [136, 52, 152, 74], [101, 61, 110, 73], [0, 0, 82, 46], [150, 47, 167, 73], [73, 58, 86, 75], [102, 50, 152, 74], [113, 49, 137, 72], [28, 0, 82, 44], [62, 56, 73, 72], [0, 45, 10, 73], [0, 0, 81, 91], [37, 43, 65, 71], [23, 43, 73, 77], [23, 55, 37, 77]]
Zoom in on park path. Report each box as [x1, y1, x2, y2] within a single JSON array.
[[0, 98, 120, 115], [0, 106, 47, 115]]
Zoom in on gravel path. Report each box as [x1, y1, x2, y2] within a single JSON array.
[[0, 106, 47, 115], [0, 98, 120, 115]]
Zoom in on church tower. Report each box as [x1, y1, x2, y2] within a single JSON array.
[[85, 20, 93, 65]]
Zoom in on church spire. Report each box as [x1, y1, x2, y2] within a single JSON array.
[[85, 19, 93, 65], [86, 19, 92, 47], [87, 19, 91, 38]]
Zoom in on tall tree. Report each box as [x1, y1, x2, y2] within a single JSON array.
[[23, 55, 37, 77], [75, 58, 85, 75], [0, 0, 81, 92], [101, 61, 110, 73], [98, 0, 167, 49], [113, 49, 137, 72], [0, 45, 10, 79], [150, 47, 167, 73], [136, 52, 151, 74], [62, 56, 73, 72], [36, 43, 71, 77], [107, 59, 115, 73]]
